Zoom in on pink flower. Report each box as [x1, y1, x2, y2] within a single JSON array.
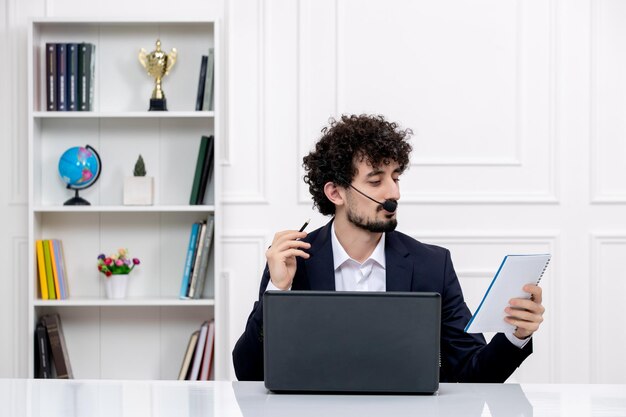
[[104, 258, 113, 266], [115, 259, 124, 267]]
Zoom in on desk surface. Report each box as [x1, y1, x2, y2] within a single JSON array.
[[0, 379, 625, 417]]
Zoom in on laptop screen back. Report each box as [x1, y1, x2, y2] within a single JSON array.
[[263, 291, 441, 394]]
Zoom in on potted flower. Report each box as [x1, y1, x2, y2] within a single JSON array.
[[97, 248, 141, 299], [123, 154, 155, 205]]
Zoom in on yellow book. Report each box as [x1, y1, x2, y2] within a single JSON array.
[[35, 240, 49, 300], [48, 240, 61, 300]]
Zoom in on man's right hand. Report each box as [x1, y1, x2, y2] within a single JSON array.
[[265, 230, 311, 290]]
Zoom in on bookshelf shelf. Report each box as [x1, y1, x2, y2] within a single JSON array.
[[34, 297, 215, 307], [33, 111, 215, 119], [27, 19, 222, 381], [33, 205, 216, 213]]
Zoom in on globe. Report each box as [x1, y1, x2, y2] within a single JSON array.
[[58, 145, 102, 205]]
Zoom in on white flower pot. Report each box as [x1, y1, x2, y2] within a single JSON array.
[[104, 274, 129, 299], [124, 176, 154, 205]]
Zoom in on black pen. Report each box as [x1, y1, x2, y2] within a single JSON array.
[[298, 219, 310, 233]]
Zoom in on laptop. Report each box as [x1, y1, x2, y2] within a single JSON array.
[[263, 291, 441, 394]]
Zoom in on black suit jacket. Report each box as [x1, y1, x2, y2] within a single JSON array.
[[232, 220, 532, 382]]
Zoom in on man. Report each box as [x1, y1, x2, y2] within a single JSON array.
[[233, 114, 545, 382]]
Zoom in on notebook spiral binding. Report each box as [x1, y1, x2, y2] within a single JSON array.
[[537, 257, 551, 284]]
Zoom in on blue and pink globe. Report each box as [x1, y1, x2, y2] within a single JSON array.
[[58, 146, 101, 190], [58, 145, 101, 205]]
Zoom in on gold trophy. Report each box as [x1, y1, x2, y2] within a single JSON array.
[[139, 40, 177, 111]]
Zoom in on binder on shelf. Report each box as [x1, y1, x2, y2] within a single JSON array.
[[78, 43, 95, 111], [196, 135, 215, 205], [42, 240, 56, 299], [35, 321, 51, 378], [45, 43, 57, 111], [199, 320, 215, 381], [202, 48, 215, 111], [40, 314, 73, 378], [195, 55, 208, 111], [47, 240, 62, 300], [189, 321, 209, 380], [66, 43, 79, 111], [465, 254, 551, 334], [35, 240, 49, 300], [57, 239, 70, 299], [178, 330, 200, 380], [190, 136, 210, 205], [52, 239, 68, 299], [180, 222, 201, 299], [56, 44, 67, 111], [188, 222, 207, 298], [190, 216, 214, 299]]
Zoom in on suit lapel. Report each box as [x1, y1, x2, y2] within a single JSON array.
[[305, 221, 336, 291], [385, 232, 414, 291]]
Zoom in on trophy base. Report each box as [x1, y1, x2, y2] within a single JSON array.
[[149, 98, 167, 111]]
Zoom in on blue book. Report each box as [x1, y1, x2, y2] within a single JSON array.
[[179, 222, 200, 299]]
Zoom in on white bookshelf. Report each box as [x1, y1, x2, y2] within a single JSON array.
[[27, 18, 222, 380]]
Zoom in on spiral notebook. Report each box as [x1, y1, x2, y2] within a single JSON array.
[[465, 254, 551, 333]]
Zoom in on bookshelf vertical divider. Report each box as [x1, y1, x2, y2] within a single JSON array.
[[27, 18, 223, 380]]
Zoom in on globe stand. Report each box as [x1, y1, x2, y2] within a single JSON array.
[[64, 188, 91, 206]]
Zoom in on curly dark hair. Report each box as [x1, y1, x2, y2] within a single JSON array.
[[302, 114, 413, 216]]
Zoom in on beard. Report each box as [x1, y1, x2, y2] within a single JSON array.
[[347, 205, 398, 233]]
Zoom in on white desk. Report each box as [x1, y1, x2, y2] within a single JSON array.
[[0, 379, 624, 417]]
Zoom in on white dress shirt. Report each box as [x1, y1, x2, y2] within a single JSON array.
[[266, 223, 529, 349]]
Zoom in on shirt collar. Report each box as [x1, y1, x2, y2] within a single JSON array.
[[331, 221, 386, 270]]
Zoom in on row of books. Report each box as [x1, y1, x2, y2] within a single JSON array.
[[190, 135, 215, 205], [35, 314, 73, 379], [195, 48, 215, 111], [178, 320, 215, 380], [36, 239, 70, 300], [45, 42, 95, 111], [179, 218, 215, 299]]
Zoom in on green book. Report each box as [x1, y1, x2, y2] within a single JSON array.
[[42, 240, 56, 299], [190, 136, 209, 205]]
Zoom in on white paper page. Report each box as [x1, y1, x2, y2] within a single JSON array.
[[465, 254, 551, 333]]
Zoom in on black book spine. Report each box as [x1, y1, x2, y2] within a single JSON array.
[[196, 135, 214, 204], [195, 55, 208, 111], [78, 43, 93, 111], [56, 44, 67, 111], [45, 43, 56, 111], [35, 322, 51, 378], [66, 43, 79, 111]]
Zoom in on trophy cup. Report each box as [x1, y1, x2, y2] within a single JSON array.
[[139, 40, 177, 111]]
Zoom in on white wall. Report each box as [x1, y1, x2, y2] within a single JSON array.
[[2, 0, 625, 383]]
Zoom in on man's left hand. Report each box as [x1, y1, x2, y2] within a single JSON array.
[[504, 284, 545, 340]]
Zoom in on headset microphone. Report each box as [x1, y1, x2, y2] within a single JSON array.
[[348, 185, 398, 213]]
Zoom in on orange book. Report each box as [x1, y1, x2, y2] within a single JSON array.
[[35, 240, 49, 300], [48, 240, 62, 300]]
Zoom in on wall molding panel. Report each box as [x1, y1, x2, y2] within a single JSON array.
[[296, 0, 558, 205], [589, 234, 626, 383], [223, 0, 268, 205], [589, 0, 626, 204]]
